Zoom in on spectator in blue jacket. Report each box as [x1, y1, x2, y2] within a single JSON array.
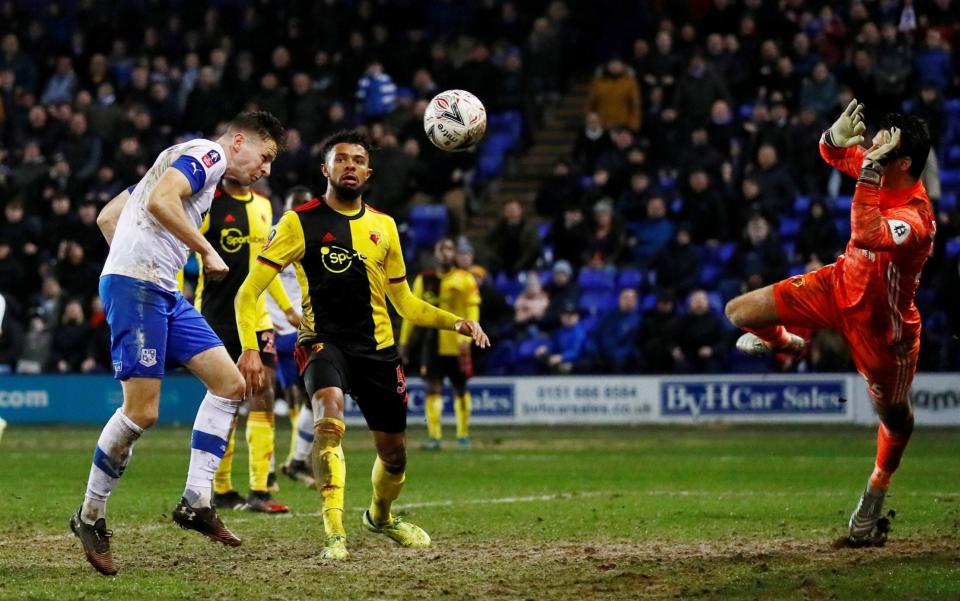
[[594, 288, 641, 372], [41, 56, 77, 105], [535, 301, 589, 374], [912, 30, 953, 92], [626, 195, 674, 267], [356, 61, 397, 120]]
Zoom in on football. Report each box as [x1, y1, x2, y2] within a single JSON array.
[[423, 89, 487, 151]]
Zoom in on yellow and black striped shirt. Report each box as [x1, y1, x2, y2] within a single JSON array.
[[195, 187, 290, 332], [255, 199, 409, 354], [399, 268, 480, 356]]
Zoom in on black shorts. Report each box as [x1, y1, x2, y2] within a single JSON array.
[[423, 355, 469, 391], [296, 341, 408, 434], [215, 324, 277, 368]]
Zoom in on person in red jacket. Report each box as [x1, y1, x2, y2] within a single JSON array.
[[725, 99, 935, 546]]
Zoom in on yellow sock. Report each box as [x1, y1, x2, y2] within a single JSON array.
[[369, 455, 405, 525], [246, 411, 274, 492], [286, 405, 300, 463], [213, 422, 237, 494], [313, 417, 346, 536], [425, 393, 443, 440], [455, 392, 471, 439]]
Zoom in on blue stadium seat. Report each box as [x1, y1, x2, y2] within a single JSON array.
[[779, 216, 800, 239], [617, 268, 644, 291], [788, 263, 806, 277], [941, 169, 960, 187], [832, 195, 853, 213], [580, 314, 600, 335], [727, 350, 771, 374], [641, 292, 658, 312], [940, 193, 958, 212], [537, 221, 551, 240], [577, 267, 615, 291], [408, 204, 448, 251], [793, 195, 810, 215], [782, 240, 796, 261], [659, 173, 677, 191], [699, 263, 723, 287], [579, 290, 618, 315], [833, 216, 851, 239], [715, 242, 736, 265], [946, 237, 960, 259], [494, 272, 524, 299], [483, 341, 515, 375], [706, 291, 724, 315]]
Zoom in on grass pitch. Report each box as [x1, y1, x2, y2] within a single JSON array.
[[0, 423, 958, 600]]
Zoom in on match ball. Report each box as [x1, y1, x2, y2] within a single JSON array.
[[423, 89, 487, 152]]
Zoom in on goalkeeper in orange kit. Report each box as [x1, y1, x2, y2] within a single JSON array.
[[725, 100, 935, 545]]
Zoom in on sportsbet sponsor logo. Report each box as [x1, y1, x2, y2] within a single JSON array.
[[661, 381, 845, 416], [0, 389, 49, 409]]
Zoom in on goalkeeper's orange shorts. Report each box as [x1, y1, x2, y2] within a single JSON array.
[[772, 265, 918, 407]]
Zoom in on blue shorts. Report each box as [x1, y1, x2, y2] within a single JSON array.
[[101, 274, 223, 380], [274, 331, 300, 389]]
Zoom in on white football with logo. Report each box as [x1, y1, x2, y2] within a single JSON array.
[[423, 89, 487, 152]]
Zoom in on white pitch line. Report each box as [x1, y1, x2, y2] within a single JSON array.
[[12, 489, 959, 544]]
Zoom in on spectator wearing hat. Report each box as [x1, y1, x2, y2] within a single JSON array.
[[543, 260, 580, 328], [535, 301, 589, 374], [514, 270, 549, 328], [585, 199, 625, 267], [594, 288, 641, 372], [455, 243, 512, 342], [587, 57, 641, 131]]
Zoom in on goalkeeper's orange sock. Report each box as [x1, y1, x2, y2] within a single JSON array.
[[313, 417, 346, 536], [869, 423, 910, 493], [745, 325, 791, 348], [213, 422, 237, 495]]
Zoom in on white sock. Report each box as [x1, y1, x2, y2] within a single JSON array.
[[184, 392, 239, 508], [292, 404, 314, 462], [81, 409, 143, 524]]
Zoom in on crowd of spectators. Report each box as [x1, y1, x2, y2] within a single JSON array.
[[1, 1, 959, 376], [478, 0, 960, 374], [0, 0, 580, 374]]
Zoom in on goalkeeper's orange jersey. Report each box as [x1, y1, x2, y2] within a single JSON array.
[[819, 142, 936, 343]]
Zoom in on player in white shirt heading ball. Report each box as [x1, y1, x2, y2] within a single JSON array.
[[70, 111, 285, 576]]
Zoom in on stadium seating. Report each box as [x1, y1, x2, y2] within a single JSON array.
[[408, 203, 449, 254]]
